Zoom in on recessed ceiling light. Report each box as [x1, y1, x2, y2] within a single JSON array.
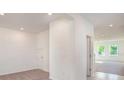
[[109, 24, 113, 27], [0, 13, 5, 16], [48, 13, 52, 15], [20, 27, 24, 31]]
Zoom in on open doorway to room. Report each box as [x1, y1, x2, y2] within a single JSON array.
[[83, 13, 124, 80], [93, 40, 124, 80], [89, 14, 124, 80]]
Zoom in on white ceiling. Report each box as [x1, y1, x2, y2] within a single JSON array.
[[82, 13, 124, 40], [0, 13, 68, 32], [0, 13, 51, 32], [0, 13, 124, 40]]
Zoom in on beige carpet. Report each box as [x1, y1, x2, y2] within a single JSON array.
[[95, 62, 124, 76], [0, 69, 49, 80]]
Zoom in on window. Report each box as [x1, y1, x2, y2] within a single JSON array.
[[97, 45, 105, 56], [109, 44, 118, 56]]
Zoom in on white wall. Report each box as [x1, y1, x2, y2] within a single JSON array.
[[49, 14, 94, 80], [0, 27, 39, 75], [71, 14, 94, 79], [95, 40, 124, 62], [37, 30, 49, 72], [0, 27, 49, 75], [0, 14, 94, 80], [49, 16, 75, 80]]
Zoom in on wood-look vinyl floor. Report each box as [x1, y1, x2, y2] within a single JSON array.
[[0, 69, 49, 80]]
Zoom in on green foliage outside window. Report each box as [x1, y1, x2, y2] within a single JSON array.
[[109, 45, 118, 56], [97, 45, 105, 56]]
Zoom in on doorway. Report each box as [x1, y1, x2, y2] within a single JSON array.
[[93, 40, 124, 80]]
